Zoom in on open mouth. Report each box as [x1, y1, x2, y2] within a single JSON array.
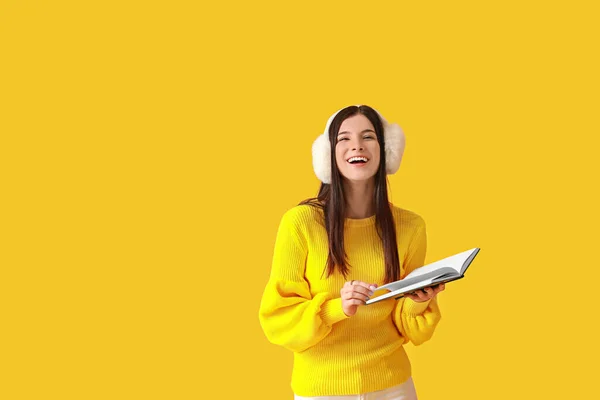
[[347, 156, 369, 165]]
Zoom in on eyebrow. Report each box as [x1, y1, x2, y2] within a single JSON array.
[[337, 129, 376, 136]]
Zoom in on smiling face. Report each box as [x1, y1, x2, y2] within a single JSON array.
[[334, 113, 381, 183]]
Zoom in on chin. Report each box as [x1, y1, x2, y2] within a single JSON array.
[[342, 173, 377, 183]]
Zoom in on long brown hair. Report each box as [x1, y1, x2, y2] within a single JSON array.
[[300, 105, 401, 284]]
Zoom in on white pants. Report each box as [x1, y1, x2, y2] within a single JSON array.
[[294, 377, 418, 400]]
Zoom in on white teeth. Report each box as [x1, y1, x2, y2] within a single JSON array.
[[348, 156, 368, 163]]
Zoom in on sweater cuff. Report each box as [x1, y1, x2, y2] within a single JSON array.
[[403, 297, 432, 316], [320, 298, 350, 326]]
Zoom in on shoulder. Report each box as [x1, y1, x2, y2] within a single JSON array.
[[390, 203, 426, 231], [279, 203, 324, 230]]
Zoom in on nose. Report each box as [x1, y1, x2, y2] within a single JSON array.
[[351, 138, 364, 151]]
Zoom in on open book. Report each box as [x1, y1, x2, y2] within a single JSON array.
[[365, 248, 480, 305]]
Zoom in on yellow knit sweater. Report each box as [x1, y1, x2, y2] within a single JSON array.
[[258, 204, 441, 397]]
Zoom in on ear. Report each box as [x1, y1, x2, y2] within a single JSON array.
[[384, 123, 406, 174], [312, 133, 332, 184]]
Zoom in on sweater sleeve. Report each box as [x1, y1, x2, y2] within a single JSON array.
[[258, 208, 349, 353], [392, 217, 442, 346]]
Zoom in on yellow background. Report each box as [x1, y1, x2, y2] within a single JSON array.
[[1, 1, 599, 399]]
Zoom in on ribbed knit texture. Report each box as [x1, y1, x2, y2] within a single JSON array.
[[258, 204, 441, 397]]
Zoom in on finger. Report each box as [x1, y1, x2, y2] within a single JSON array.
[[342, 291, 352, 300], [344, 289, 371, 301], [341, 285, 365, 296], [350, 298, 366, 306], [351, 285, 374, 297], [352, 281, 376, 292], [431, 283, 445, 296], [408, 290, 429, 302], [342, 288, 370, 301], [342, 282, 374, 297], [423, 287, 433, 296], [405, 293, 419, 301], [350, 292, 370, 302]]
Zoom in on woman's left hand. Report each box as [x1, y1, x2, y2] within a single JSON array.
[[405, 283, 445, 303]]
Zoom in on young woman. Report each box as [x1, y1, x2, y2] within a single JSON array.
[[258, 105, 444, 400]]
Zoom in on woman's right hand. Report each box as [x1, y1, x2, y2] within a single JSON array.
[[341, 280, 377, 317]]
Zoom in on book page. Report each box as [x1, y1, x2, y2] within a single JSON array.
[[366, 272, 463, 305], [404, 248, 478, 280], [366, 277, 437, 304], [376, 267, 457, 293], [365, 248, 480, 305]]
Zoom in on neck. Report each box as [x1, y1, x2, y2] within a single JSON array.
[[342, 178, 376, 219]]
